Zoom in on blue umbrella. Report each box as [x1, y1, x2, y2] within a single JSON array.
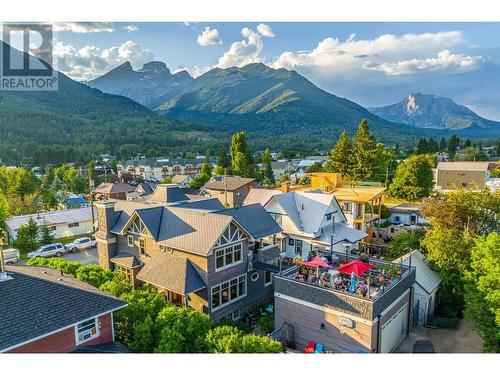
[[349, 271, 356, 293]]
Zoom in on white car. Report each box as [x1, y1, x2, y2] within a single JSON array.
[[27, 243, 66, 259], [1, 248, 20, 264], [65, 237, 96, 253]]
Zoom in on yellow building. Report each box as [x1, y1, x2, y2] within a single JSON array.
[[308, 173, 385, 242]]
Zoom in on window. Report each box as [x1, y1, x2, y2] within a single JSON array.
[[139, 238, 145, 256], [215, 243, 243, 271], [50, 226, 57, 231], [288, 238, 295, 246], [127, 235, 134, 247], [395, 216, 400, 222], [115, 264, 132, 282], [264, 271, 273, 286], [68, 222, 79, 228], [250, 271, 259, 282], [211, 275, 246, 311], [75, 317, 99, 344], [326, 213, 332, 221], [270, 213, 282, 226], [295, 240, 303, 255], [343, 202, 352, 214]]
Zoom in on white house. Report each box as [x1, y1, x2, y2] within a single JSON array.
[[171, 174, 195, 188], [395, 250, 442, 326], [4, 207, 96, 244], [244, 189, 367, 259], [388, 204, 427, 226]]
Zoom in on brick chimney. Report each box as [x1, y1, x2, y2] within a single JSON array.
[[281, 181, 291, 193]]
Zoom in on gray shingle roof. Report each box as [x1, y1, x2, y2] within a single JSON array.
[[203, 176, 255, 191], [0, 266, 127, 352], [147, 184, 189, 204], [395, 250, 442, 294], [219, 203, 282, 239], [110, 252, 141, 268], [171, 174, 190, 184], [136, 252, 206, 295]]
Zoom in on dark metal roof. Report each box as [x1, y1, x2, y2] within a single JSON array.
[[175, 197, 225, 212], [0, 266, 127, 352], [136, 252, 206, 295], [110, 252, 141, 268], [219, 203, 283, 239]]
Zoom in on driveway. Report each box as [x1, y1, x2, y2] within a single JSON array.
[[63, 247, 99, 265], [396, 320, 483, 353]]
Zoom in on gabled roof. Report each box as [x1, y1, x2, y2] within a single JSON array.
[[395, 250, 442, 294], [110, 252, 141, 268], [203, 176, 255, 191], [313, 223, 367, 246], [136, 181, 157, 195], [171, 174, 191, 184], [175, 197, 225, 212], [0, 266, 127, 352], [243, 188, 279, 207], [136, 252, 206, 295], [93, 182, 135, 194], [272, 191, 341, 235], [147, 184, 189, 204], [218, 203, 283, 239]]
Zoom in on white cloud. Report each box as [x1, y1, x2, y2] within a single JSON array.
[[257, 24, 275, 38], [271, 31, 476, 78], [123, 25, 139, 33], [54, 40, 154, 81], [366, 50, 482, 75], [216, 27, 264, 68], [197, 27, 222, 46], [53, 22, 115, 33]]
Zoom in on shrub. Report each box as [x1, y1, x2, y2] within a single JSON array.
[[99, 274, 132, 297], [75, 264, 114, 288], [232, 334, 282, 353], [257, 313, 275, 335], [217, 317, 252, 334], [205, 325, 242, 353]]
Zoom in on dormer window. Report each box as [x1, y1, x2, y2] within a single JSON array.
[[326, 213, 332, 221]]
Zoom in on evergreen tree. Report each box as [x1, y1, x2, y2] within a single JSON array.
[[230, 132, 251, 177], [12, 216, 39, 253], [416, 138, 429, 155], [40, 223, 55, 245], [217, 147, 230, 169], [447, 135, 461, 158], [261, 148, 275, 186], [463, 139, 472, 148], [438, 137, 447, 151], [351, 120, 377, 181], [324, 131, 353, 178], [427, 138, 438, 153]]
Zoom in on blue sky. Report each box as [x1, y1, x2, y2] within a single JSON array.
[[52, 22, 500, 120]]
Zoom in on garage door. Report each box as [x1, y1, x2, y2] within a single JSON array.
[[380, 304, 408, 353]]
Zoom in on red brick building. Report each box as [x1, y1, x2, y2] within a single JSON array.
[[0, 266, 127, 353]]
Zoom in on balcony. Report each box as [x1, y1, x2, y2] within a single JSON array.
[[274, 252, 416, 321], [248, 243, 295, 273]]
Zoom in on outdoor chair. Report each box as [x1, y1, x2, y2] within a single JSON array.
[[314, 343, 324, 353]]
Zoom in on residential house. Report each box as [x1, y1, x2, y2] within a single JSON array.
[[117, 158, 211, 180], [4, 207, 96, 244], [269, 161, 297, 182], [93, 182, 135, 200], [202, 176, 257, 208], [395, 250, 441, 326], [0, 266, 126, 353], [386, 204, 427, 238], [126, 181, 158, 201], [171, 174, 195, 188], [95, 184, 283, 322], [244, 188, 367, 260], [274, 253, 416, 353], [61, 193, 90, 209], [434, 161, 493, 190], [308, 173, 385, 241]]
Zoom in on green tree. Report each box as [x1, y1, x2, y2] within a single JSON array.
[[261, 148, 275, 186], [306, 161, 324, 173], [75, 265, 115, 288], [230, 132, 252, 177], [387, 231, 422, 259], [351, 119, 377, 181], [205, 325, 242, 353], [188, 162, 212, 189], [39, 223, 55, 245], [416, 138, 429, 155], [12, 217, 39, 253], [213, 165, 225, 176], [438, 137, 447, 152], [161, 176, 172, 184], [464, 233, 500, 352], [154, 305, 212, 353], [0, 194, 9, 242], [447, 135, 460, 158], [217, 147, 231, 169], [324, 131, 352, 177], [388, 155, 434, 200]]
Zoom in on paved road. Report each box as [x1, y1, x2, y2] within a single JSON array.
[[63, 247, 99, 265]]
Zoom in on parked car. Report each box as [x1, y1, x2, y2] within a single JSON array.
[[412, 340, 435, 353], [65, 237, 96, 253], [1, 248, 20, 264], [27, 243, 66, 259]]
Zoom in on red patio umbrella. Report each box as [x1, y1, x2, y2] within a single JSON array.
[[299, 256, 331, 278], [337, 259, 374, 277]]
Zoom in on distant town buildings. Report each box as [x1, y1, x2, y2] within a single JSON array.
[[117, 158, 213, 181]]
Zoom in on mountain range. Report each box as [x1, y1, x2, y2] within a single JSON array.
[[370, 93, 500, 135]]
